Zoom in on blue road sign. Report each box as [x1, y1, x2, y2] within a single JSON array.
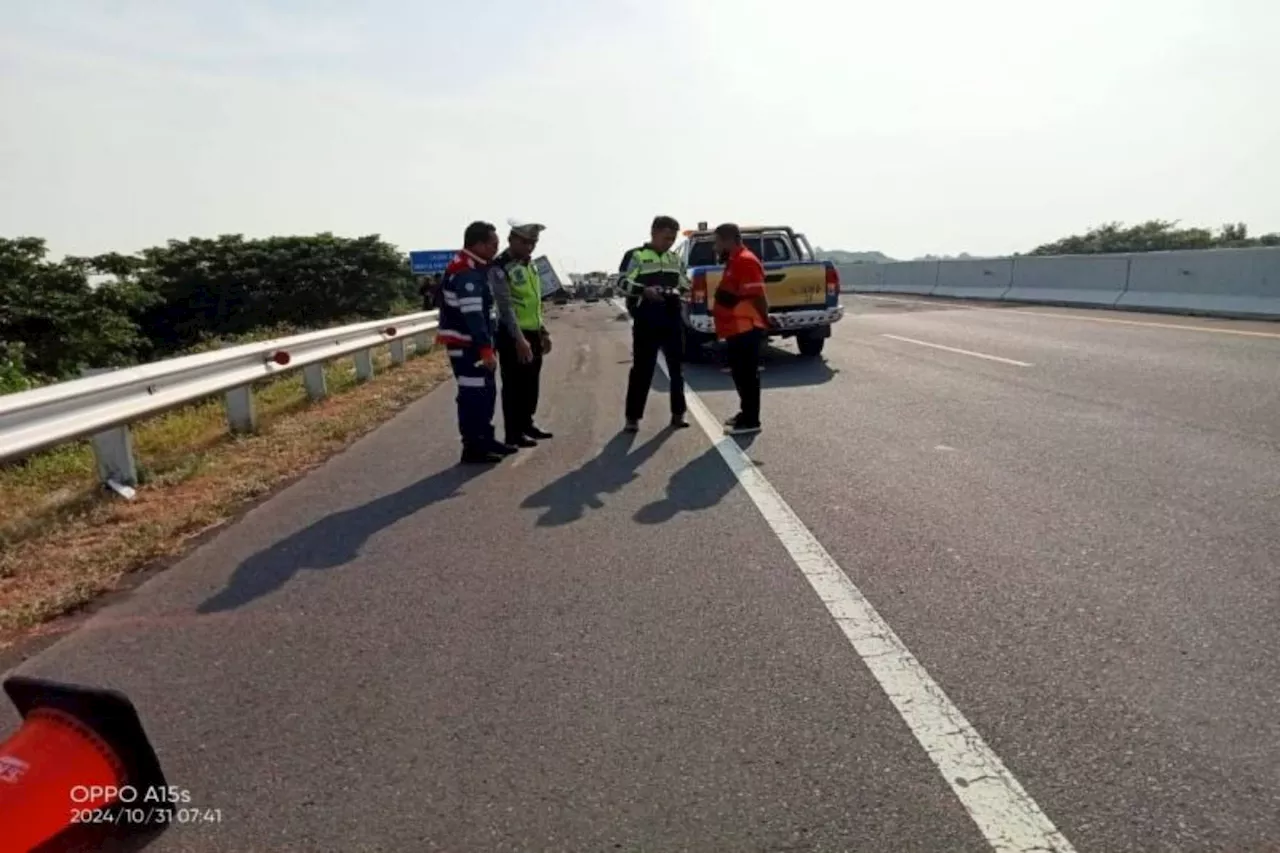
[[408, 249, 455, 275]]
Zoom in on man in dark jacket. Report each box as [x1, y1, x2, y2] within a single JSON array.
[[619, 215, 690, 432], [436, 221, 518, 464]]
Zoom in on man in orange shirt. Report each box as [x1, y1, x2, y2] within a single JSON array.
[[711, 223, 773, 435]]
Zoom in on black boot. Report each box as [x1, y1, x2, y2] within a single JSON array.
[[460, 446, 504, 464]]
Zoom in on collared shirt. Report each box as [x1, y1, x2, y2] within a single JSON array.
[[488, 252, 521, 338], [712, 244, 767, 339]]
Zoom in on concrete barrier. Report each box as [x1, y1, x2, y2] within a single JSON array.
[[933, 259, 1013, 299], [835, 262, 883, 292], [879, 261, 939, 295], [1006, 255, 1129, 308], [1115, 248, 1280, 318], [838, 246, 1280, 319]]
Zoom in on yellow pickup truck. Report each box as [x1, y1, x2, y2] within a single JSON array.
[[675, 224, 844, 358]]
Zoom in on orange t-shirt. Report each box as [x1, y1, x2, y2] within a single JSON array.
[[712, 245, 767, 339]]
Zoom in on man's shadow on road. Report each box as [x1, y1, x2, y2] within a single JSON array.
[[197, 464, 487, 614], [682, 345, 839, 391], [633, 435, 754, 524], [521, 428, 677, 527]]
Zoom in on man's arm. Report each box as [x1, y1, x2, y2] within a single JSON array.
[[738, 257, 771, 322], [675, 256, 691, 296], [454, 276, 494, 357], [487, 265, 520, 338], [618, 248, 645, 299]]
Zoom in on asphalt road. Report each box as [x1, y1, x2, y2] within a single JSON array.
[[5, 295, 1279, 852]]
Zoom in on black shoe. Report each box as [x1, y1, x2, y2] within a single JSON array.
[[670, 414, 690, 429], [725, 413, 742, 426], [506, 435, 538, 448], [460, 448, 504, 464], [525, 426, 554, 440], [623, 419, 640, 433], [724, 418, 761, 436], [487, 440, 519, 456]]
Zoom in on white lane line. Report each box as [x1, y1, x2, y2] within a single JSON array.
[[881, 334, 1033, 367], [853, 294, 1280, 340], [681, 393, 1076, 852], [608, 300, 1076, 852]]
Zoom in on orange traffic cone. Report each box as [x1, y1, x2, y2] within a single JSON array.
[[0, 676, 169, 853]]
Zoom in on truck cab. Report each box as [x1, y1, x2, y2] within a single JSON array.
[[674, 225, 844, 358]]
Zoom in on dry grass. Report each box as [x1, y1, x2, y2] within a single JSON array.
[[0, 345, 451, 644]]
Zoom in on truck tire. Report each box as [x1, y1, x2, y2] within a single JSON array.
[[796, 333, 826, 358]]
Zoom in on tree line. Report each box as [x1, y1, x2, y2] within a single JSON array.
[[819, 220, 1280, 264], [0, 234, 418, 393], [1028, 220, 1280, 256]]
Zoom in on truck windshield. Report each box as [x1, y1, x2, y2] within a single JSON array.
[[687, 233, 794, 267]]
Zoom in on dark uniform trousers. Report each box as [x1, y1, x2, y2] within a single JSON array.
[[724, 327, 763, 425], [496, 327, 544, 439], [625, 302, 686, 422], [450, 349, 497, 449]]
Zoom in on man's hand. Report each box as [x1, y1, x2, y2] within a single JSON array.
[[540, 329, 553, 355], [481, 350, 498, 371], [642, 285, 662, 302], [516, 336, 533, 364]]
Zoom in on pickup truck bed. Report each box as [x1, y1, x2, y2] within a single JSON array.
[[676, 226, 844, 358]]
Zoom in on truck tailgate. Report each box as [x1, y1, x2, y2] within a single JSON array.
[[703, 262, 828, 309]]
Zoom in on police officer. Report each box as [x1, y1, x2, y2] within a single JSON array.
[[436, 221, 517, 464], [620, 215, 690, 432], [491, 220, 554, 448]]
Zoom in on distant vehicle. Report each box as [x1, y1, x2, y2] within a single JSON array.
[[676, 224, 844, 359]]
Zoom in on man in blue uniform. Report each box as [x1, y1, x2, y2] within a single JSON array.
[[436, 221, 518, 464]]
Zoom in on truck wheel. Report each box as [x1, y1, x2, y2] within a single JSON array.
[[796, 334, 826, 358]]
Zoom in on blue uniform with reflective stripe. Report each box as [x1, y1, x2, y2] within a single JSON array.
[[437, 250, 497, 448]]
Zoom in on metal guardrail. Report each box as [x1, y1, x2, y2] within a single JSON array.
[[0, 310, 440, 495]]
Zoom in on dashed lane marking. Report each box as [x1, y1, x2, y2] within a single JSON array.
[[881, 334, 1034, 367]]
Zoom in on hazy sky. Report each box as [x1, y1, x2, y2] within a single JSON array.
[[2, 0, 1277, 270]]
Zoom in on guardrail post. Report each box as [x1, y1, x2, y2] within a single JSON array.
[[354, 349, 375, 382], [413, 332, 430, 354], [303, 364, 327, 401], [79, 367, 139, 488], [90, 427, 139, 489], [224, 385, 258, 434], [390, 339, 407, 365]]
